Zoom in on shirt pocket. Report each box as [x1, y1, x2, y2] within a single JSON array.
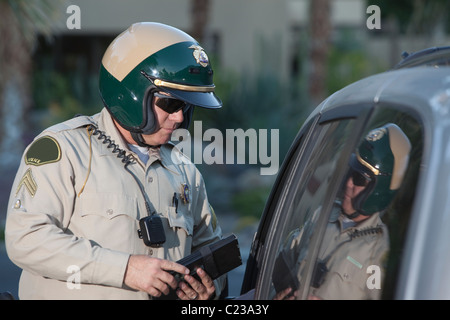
[[76, 193, 139, 252], [330, 255, 365, 282], [79, 193, 138, 220], [166, 206, 193, 236], [319, 255, 368, 299]]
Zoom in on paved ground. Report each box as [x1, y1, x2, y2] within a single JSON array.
[[0, 165, 20, 299], [0, 242, 21, 299]]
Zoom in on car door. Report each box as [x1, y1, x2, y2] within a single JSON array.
[[241, 102, 372, 298], [242, 102, 424, 300]]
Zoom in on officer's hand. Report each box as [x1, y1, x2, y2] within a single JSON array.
[[176, 267, 216, 300], [273, 287, 297, 300], [124, 255, 189, 297]]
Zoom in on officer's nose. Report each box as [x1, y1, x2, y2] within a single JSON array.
[[170, 109, 184, 123]]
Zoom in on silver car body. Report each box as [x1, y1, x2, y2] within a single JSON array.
[[241, 66, 450, 299]]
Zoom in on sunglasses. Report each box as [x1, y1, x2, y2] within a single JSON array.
[[349, 169, 372, 187], [153, 93, 190, 114]]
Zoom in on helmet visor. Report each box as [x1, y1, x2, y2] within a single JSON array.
[[161, 87, 222, 109], [349, 168, 372, 187], [153, 92, 191, 114]]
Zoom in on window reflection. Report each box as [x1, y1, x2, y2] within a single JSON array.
[[308, 123, 412, 300], [270, 120, 356, 299], [270, 116, 421, 300]]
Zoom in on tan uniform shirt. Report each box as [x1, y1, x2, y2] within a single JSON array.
[[275, 205, 388, 300], [311, 209, 389, 300], [5, 108, 223, 299]]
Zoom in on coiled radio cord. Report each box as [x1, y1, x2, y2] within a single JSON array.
[[80, 124, 153, 217]]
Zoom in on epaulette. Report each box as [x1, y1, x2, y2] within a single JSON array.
[[44, 114, 96, 133]]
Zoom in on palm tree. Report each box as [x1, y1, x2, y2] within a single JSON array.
[[308, 0, 331, 105], [0, 0, 61, 167], [190, 0, 210, 43]]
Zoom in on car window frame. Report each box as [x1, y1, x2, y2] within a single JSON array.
[[240, 114, 320, 294], [250, 103, 373, 299]]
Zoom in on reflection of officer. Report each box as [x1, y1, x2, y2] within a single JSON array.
[[6, 22, 224, 300], [310, 123, 411, 300], [274, 123, 411, 300]]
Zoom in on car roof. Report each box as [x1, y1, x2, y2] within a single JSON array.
[[307, 67, 450, 127], [393, 46, 450, 69]]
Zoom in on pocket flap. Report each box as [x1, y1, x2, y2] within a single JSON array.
[[80, 193, 137, 220], [167, 206, 193, 236]]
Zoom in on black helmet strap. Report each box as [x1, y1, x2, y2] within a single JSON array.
[[131, 132, 161, 148], [344, 210, 362, 219]]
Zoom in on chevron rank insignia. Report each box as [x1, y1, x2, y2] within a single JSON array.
[[16, 168, 37, 197], [25, 136, 61, 166]]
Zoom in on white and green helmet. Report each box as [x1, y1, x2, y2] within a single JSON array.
[[99, 22, 222, 141], [347, 123, 412, 216]]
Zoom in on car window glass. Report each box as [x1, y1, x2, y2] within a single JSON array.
[[306, 108, 423, 300], [266, 119, 357, 300]]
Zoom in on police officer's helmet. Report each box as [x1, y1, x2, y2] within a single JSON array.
[[99, 22, 222, 145], [346, 123, 411, 216]]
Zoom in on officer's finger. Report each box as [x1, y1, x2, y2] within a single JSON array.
[[145, 281, 163, 297], [183, 273, 203, 292], [176, 287, 190, 300], [196, 268, 214, 290], [178, 281, 199, 300], [158, 268, 181, 290], [160, 259, 189, 276], [140, 276, 168, 297], [155, 280, 170, 296]]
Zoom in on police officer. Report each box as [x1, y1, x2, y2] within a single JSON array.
[[5, 22, 224, 300], [310, 123, 411, 300], [274, 123, 411, 300]]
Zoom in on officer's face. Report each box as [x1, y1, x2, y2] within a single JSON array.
[[140, 96, 185, 146], [342, 175, 367, 217]]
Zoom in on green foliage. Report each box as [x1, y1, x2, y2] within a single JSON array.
[[232, 186, 271, 223], [326, 31, 385, 95], [32, 66, 102, 128], [4, 0, 63, 45], [327, 47, 372, 94]]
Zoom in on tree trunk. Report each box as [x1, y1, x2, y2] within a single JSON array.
[[190, 0, 210, 43], [0, 2, 32, 168], [308, 0, 331, 105]]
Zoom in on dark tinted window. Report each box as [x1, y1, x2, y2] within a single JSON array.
[[256, 106, 423, 300], [256, 118, 358, 299]]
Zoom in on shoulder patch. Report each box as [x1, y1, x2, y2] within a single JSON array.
[[25, 136, 61, 166]]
